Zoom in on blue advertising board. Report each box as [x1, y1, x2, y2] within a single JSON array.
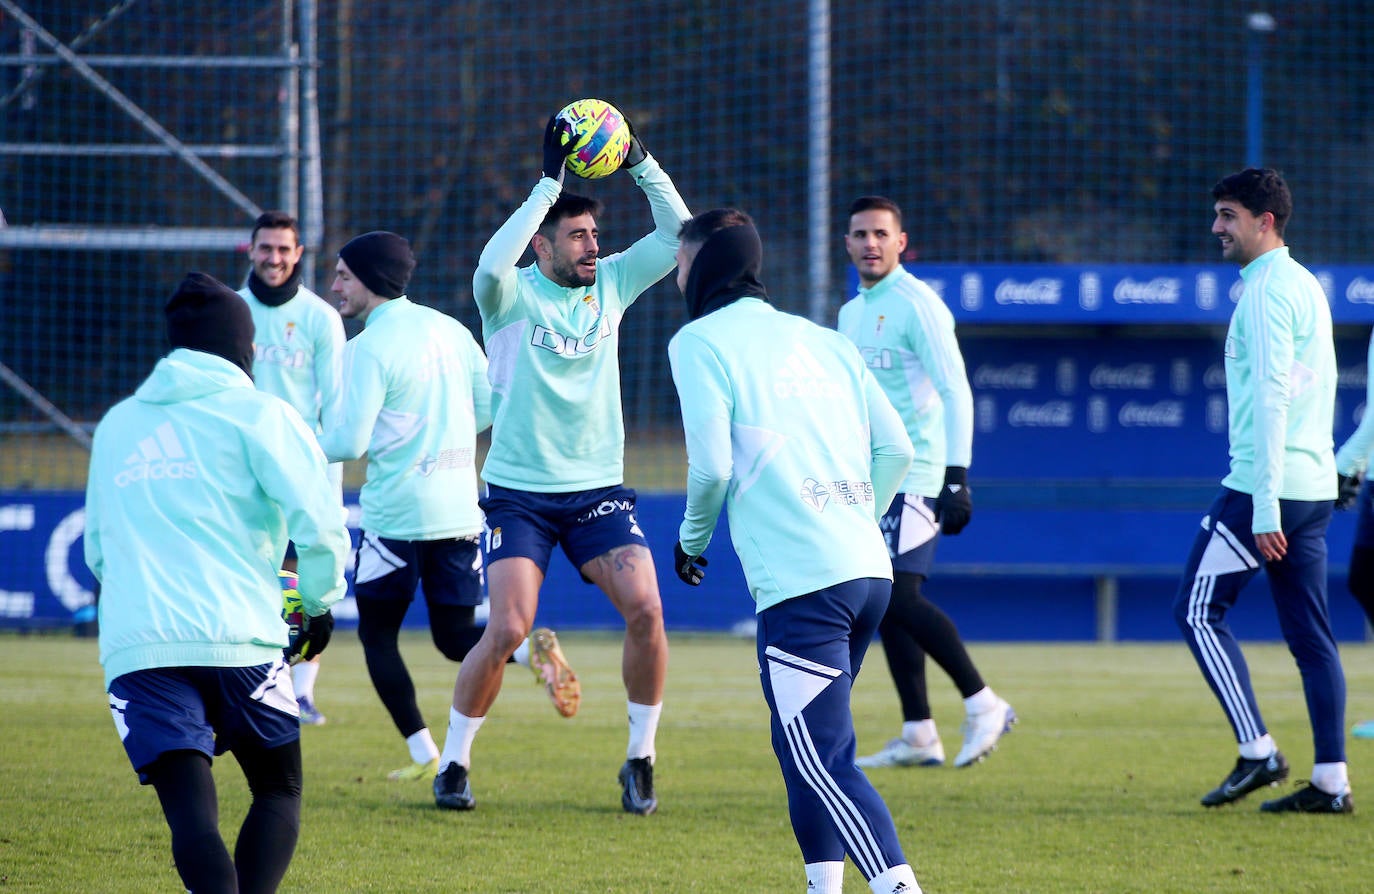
[[961, 333, 1369, 480], [3, 491, 1370, 643], [873, 263, 1374, 324]]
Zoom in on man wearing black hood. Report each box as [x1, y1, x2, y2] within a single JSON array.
[[237, 210, 346, 726], [666, 210, 922, 894], [85, 272, 348, 893]]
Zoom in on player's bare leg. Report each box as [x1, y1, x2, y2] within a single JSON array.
[[435, 557, 543, 810], [584, 544, 667, 814], [451, 556, 542, 716], [583, 544, 668, 705]]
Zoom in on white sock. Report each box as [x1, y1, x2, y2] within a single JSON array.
[[439, 708, 484, 770], [1311, 761, 1350, 794], [804, 861, 845, 894], [626, 701, 662, 760], [511, 636, 531, 668], [292, 660, 320, 700], [963, 686, 997, 715], [1238, 734, 1276, 760], [406, 728, 439, 765], [869, 864, 922, 894], [901, 719, 938, 747]]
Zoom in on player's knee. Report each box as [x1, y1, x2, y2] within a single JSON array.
[[479, 618, 530, 659], [619, 592, 665, 639]]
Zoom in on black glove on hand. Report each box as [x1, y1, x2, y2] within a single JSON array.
[[622, 112, 647, 169], [673, 542, 708, 586], [1336, 473, 1361, 511], [287, 610, 334, 664], [542, 113, 573, 183], [935, 466, 973, 535]]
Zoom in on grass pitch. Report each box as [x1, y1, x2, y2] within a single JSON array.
[[1, 633, 1372, 892]]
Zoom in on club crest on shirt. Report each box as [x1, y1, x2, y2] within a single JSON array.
[[876, 314, 885, 334], [581, 293, 601, 317], [284, 321, 296, 343]]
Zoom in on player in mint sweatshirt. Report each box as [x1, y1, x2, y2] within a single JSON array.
[[437, 112, 690, 816], [668, 209, 922, 894], [85, 272, 349, 893], [1173, 168, 1349, 815]]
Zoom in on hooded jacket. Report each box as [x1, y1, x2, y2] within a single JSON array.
[[667, 224, 914, 610], [85, 348, 350, 687]]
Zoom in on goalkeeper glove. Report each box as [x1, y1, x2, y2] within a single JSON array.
[[935, 466, 972, 535], [287, 610, 334, 664], [622, 111, 648, 169], [1336, 473, 1361, 511], [673, 542, 708, 586], [542, 113, 574, 184]]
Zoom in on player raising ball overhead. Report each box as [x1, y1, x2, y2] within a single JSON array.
[[434, 101, 691, 815]]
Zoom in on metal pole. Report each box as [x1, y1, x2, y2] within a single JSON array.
[[300, 0, 326, 288], [1246, 12, 1275, 168], [806, 0, 831, 324], [280, 0, 300, 219]]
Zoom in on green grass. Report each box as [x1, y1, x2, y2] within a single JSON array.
[[2, 633, 1373, 892]]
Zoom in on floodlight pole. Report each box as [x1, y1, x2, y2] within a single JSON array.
[[1246, 12, 1276, 168]]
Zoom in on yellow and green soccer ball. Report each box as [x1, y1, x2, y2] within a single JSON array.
[[556, 98, 632, 180], [279, 569, 303, 655]]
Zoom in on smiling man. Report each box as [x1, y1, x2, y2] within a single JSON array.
[[1173, 168, 1350, 814], [236, 210, 346, 725]]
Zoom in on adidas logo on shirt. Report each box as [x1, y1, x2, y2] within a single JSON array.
[[774, 345, 843, 398], [115, 422, 198, 486]]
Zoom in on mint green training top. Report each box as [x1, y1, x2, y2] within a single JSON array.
[[474, 156, 691, 492], [1220, 246, 1337, 533], [236, 284, 346, 434], [669, 298, 914, 612], [317, 297, 492, 540], [838, 265, 973, 499], [86, 349, 350, 688]]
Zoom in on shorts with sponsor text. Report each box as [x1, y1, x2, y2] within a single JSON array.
[[479, 482, 648, 575]]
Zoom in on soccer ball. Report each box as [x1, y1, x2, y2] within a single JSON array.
[[279, 569, 303, 658], [555, 98, 632, 180]]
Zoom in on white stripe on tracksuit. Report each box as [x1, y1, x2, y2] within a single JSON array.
[[771, 649, 888, 881], [1182, 520, 1262, 741]]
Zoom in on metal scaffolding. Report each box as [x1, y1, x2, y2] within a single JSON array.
[[0, 0, 323, 263]]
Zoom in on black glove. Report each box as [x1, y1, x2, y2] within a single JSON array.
[[1336, 473, 1362, 511], [542, 113, 573, 183], [622, 111, 647, 169], [935, 466, 973, 535], [287, 610, 334, 664], [673, 542, 708, 586]]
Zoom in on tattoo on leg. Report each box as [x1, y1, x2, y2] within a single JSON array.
[[602, 544, 649, 575]]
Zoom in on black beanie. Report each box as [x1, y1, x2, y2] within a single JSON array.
[[338, 231, 416, 299], [165, 272, 256, 377]]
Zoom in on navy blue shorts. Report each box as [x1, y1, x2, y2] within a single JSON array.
[[879, 493, 939, 577], [479, 483, 649, 575], [107, 659, 299, 784], [353, 532, 484, 607]]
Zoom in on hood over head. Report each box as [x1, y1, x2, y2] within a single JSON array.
[[683, 222, 769, 321]]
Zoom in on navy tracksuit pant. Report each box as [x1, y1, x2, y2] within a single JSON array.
[[1172, 487, 1346, 764], [756, 578, 909, 882]]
